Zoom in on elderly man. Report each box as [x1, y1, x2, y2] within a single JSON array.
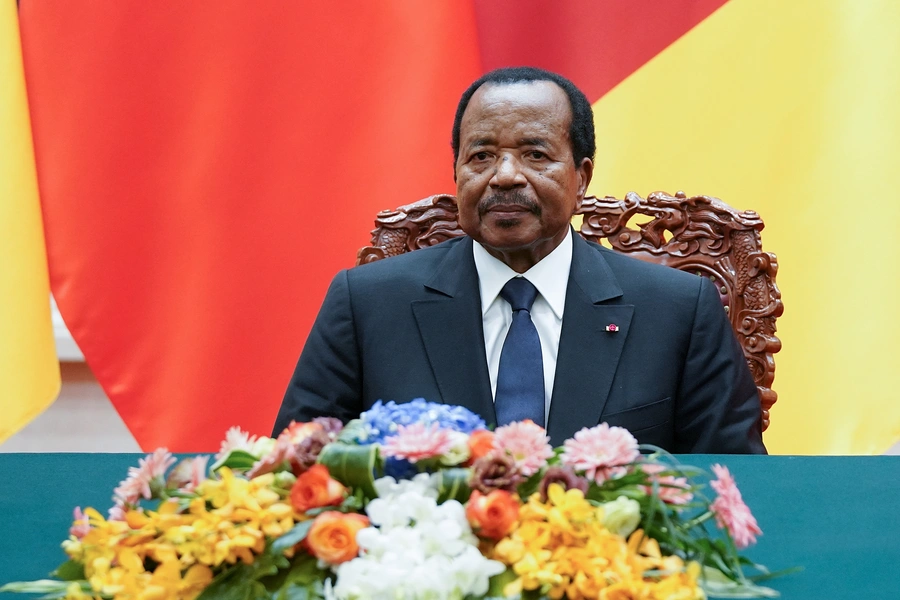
[[273, 67, 765, 453]]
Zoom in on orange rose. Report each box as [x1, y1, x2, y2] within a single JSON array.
[[305, 511, 369, 565], [465, 489, 520, 539], [466, 429, 496, 465], [290, 464, 346, 513]]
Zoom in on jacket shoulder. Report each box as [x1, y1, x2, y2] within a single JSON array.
[[347, 236, 465, 284], [583, 240, 706, 301]]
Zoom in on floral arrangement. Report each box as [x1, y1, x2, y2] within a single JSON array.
[[1, 399, 780, 599]]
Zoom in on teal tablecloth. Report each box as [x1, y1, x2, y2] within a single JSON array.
[[1, 454, 898, 598]]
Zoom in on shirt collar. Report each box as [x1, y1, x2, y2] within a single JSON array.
[[472, 227, 573, 319]]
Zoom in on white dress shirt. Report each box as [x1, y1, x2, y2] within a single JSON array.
[[472, 229, 573, 423]]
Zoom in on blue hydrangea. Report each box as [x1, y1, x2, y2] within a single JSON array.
[[358, 398, 486, 444], [382, 456, 418, 479]]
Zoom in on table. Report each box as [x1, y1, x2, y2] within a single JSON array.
[[1, 454, 898, 598]]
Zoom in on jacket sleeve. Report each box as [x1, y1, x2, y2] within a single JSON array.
[[272, 269, 363, 435], [674, 277, 767, 454]]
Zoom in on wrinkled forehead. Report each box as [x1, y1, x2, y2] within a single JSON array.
[[462, 81, 571, 130]]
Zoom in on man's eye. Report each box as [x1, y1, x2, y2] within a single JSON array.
[[473, 152, 490, 161], [528, 150, 546, 159]]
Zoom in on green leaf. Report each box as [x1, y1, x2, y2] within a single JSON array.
[[436, 467, 472, 503], [317, 443, 379, 498], [339, 489, 365, 512], [284, 554, 324, 586], [196, 565, 273, 600], [0, 579, 97, 599], [336, 419, 367, 444], [747, 566, 804, 583], [522, 588, 544, 600], [196, 545, 290, 600], [516, 468, 545, 499], [270, 555, 328, 600], [51, 559, 85, 581], [275, 584, 310, 600], [0, 580, 64, 592], [212, 449, 261, 472], [272, 520, 314, 552], [700, 566, 781, 598], [486, 567, 518, 597], [689, 538, 742, 581], [194, 566, 247, 600], [252, 544, 291, 579]]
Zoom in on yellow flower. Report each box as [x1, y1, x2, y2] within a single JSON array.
[[135, 559, 212, 600], [181, 564, 214, 597], [62, 581, 92, 599], [512, 549, 561, 591], [515, 520, 554, 553], [487, 486, 703, 600], [599, 580, 642, 599], [493, 537, 526, 564], [546, 484, 598, 523], [60, 465, 298, 599]]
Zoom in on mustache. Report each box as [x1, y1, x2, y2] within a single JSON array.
[[477, 191, 541, 216]]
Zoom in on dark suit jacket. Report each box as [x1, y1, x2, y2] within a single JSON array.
[[274, 234, 766, 453]]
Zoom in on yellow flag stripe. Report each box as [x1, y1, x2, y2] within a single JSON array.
[[588, 0, 900, 454], [0, 0, 60, 444]]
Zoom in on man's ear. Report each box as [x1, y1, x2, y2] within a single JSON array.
[[577, 157, 594, 201]]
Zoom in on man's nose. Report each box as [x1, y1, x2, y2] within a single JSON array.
[[490, 155, 527, 189]]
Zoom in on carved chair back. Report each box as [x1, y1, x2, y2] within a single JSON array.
[[356, 191, 782, 430]]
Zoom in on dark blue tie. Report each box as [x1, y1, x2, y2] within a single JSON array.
[[494, 277, 545, 427]]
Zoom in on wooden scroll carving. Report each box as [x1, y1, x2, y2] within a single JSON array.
[[357, 191, 783, 431]]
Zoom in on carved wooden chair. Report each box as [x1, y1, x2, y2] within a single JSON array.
[[356, 191, 783, 431]]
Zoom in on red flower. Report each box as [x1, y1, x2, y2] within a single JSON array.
[[289, 464, 346, 513], [466, 489, 520, 539], [466, 429, 495, 465]]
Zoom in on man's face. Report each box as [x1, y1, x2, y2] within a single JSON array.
[[455, 81, 593, 270]]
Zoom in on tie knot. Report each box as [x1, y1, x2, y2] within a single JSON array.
[[500, 277, 538, 312]]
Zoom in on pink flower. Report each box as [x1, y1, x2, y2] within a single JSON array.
[[69, 507, 91, 539], [641, 463, 693, 505], [216, 426, 260, 460], [381, 422, 454, 462], [167, 455, 210, 491], [560, 423, 639, 483], [280, 421, 324, 445], [709, 464, 762, 549], [112, 448, 176, 506], [108, 504, 126, 522], [492, 420, 554, 476], [249, 421, 323, 477]]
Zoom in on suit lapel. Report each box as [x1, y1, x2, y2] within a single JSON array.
[[547, 236, 634, 444], [411, 237, 497, 425]]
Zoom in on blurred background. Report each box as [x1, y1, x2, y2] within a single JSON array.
[[3, 0, 899, 455]]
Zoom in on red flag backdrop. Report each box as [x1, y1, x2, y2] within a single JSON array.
[[20, 0, 729, 451]]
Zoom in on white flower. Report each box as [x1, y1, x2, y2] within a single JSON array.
[[330, 477, 505, 599], [450, 546, 506, 596], [419, 517, 467, 557], [439, 431, 472, 466], [250, 435, 276, 457], [601, 495, 642, 537], [373, 473, 437, 500]]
